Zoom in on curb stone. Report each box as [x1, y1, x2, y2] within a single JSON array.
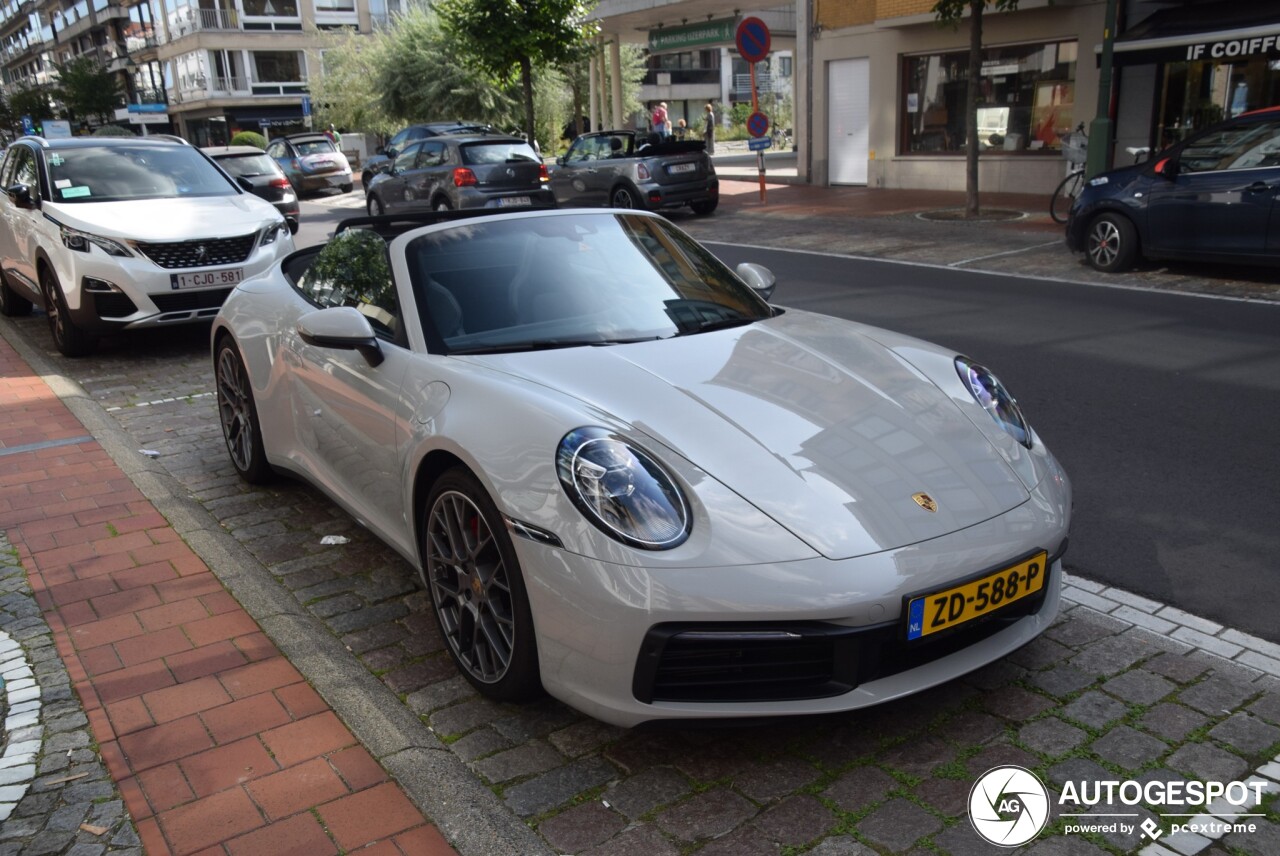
[[0, 533, 142, 855]]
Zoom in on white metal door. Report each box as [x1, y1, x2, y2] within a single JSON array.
[[828, 58, 870, 185]]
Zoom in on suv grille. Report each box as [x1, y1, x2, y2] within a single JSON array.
[[134, 234, 257, 269]]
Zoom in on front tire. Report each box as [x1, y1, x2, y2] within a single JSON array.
[[367, 195, 384, 216], [215, 338, 273, 484], [422, 468, 541, 702], [1085, 212, 1139, 273], [40, 267, 96, 357], [0, 271, 33, 317], [433, 198, 452, 212]]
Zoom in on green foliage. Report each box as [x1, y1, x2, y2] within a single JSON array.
[[52, 56, 121, 124], [378, 6, 518, 129], [307, 29, 396, 136], [437, 0, 598, 138], [302, 229, 393, 310], [230, 131, 268, 149], [91, 125, 135, 137], [931, 0, 1021, 27], [8, 84, 53, 127]]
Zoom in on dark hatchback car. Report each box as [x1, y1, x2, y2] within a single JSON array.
[[364, 134, 554, 215], [360, 121, 493, 187], [204, 145, 300, 234], [1066, 106, 1280, 272]]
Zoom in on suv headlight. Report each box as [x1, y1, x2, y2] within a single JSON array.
[[557, 427, 690, 550], [60, 226, 132, 257], [258, 221, 289, 247], [955, 357, 1032, 448]]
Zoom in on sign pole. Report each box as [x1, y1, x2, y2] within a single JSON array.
[[736, 16, 772, 205], [751, 63, 766, 203]]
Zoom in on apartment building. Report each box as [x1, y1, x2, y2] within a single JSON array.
[[1, 0, 396, 143]]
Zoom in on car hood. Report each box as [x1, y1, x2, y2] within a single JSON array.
[[471, 310, 1030, 560], [47, 195, 279, 241]]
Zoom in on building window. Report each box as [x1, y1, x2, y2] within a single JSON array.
[[1157, 57, 1280, 150], [251, 51, 306, 95], [243, 0, 299, 16], [901, 41, 1077, 155]]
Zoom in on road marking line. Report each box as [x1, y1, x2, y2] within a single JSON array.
[[104, 391, 214, 412], [948, 239, 1061, 266]]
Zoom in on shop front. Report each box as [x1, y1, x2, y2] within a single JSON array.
[[1112, 2, 1280, 159], [808, 2, 1106, 193]]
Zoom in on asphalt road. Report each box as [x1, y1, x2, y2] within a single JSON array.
[[702, 242, 1280, 643]]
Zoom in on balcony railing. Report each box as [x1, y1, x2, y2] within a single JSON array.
[[169, 7, 239, 38]]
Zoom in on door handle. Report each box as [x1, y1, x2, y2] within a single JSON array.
[[1245, 181, 1270, 193]]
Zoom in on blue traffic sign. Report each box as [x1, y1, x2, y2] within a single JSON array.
[[747, 111, 770, 139], [735, 17, 771, 64], [21, 115, 33, 135], [301, 96, 312, 117], [748, 136, 772, 151]]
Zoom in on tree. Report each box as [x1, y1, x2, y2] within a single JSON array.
[[52, 56, 121, 126], [933, 0, 1020, 217], [7, 84, 53, 134], [378, 6, 518, 130], [307, 26, 396, 136], [438, 0, 597, 141]]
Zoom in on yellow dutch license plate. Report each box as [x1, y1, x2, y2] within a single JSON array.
[[905, 551, 1048, 641]]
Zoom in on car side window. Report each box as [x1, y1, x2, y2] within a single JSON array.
[[266, 142, 284, 158], [1221, 120, 1280, 171], [417, 142, 446, 169], [10, 148, 38, 198], [296, 230, 401, 342], [1181, 120, 1280, 174], [394, 143, 422, 172]]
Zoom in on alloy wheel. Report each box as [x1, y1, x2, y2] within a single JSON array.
[[1088, 219, 1121, 269], [612, 187, 636, 208], [426, 491, 516, 684], [216, 347, 256, 473], [41, 271, 64, 345]]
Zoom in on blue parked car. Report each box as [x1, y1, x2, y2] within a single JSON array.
[[1066, 106, 1280, 272]]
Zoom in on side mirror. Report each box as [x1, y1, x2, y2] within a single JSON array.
[[556, 156, 566, 166], [236, 176, 254, 192], [297, 306, 384, 367], [1153, 157, 1178, 180], [736, 262, 776, 301], [6, 183, 35, 209]]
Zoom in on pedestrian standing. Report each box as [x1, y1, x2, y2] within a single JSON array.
[[675, 118, 687, 141], [703, 102, 716, 155], [654, 102, 669, 138]]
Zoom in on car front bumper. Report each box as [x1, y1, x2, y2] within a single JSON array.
[[54, 232, 296, 332], [514, 477, 1070, 727]]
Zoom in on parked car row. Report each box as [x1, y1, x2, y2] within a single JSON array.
[[364, 127, 719, 217]]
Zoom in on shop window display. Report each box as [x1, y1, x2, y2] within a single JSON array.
[[901, 41, 1077, 155], [1157, 57, 1280, 149]]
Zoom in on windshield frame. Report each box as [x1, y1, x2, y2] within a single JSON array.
[[400, 211, 773, 356]]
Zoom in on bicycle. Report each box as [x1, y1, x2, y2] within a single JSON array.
[[1049, 123, 1087, 224]]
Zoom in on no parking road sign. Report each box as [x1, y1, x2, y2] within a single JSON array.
[[746, 111, 770, 139], [735, 17, 771, 64]]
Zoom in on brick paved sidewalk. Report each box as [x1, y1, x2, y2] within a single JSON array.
[[0, 335, 455, 855]]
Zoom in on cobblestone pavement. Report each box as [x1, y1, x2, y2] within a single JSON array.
[[1, 533, 143, 856], [3, 201, 1280, 855]]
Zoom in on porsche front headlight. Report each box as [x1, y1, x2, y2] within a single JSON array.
[[557, 427, 690, 549], [955, 357, 1032, 448]]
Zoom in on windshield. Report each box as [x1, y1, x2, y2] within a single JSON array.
[[45, 145, 237, 203], [460, 142, 542, 165], [406, 213, 773, 354], [215, 153, 282, 178]]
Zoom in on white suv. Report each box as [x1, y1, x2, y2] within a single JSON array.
[[0, 135, 294, 356]]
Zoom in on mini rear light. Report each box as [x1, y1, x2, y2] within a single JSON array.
[[269, 177, 290, 189], [636, 164, 651, 181], [539, 163, 549, 183], [648, 191, 662, 203], [453, 168, 477, 187]]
